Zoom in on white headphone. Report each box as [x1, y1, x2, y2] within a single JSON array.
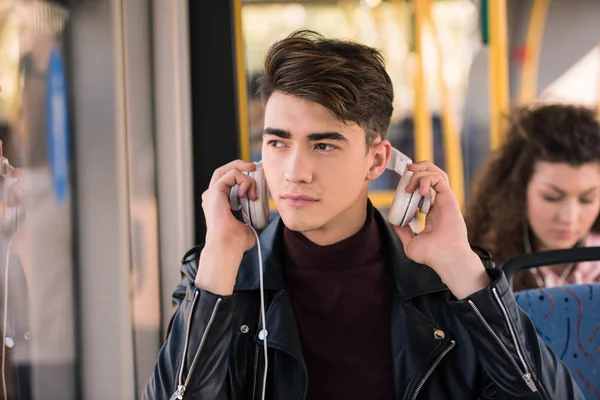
[[229, 161, 270, 230], [229, 148, 431, 230], [385, 148, 432, 226]]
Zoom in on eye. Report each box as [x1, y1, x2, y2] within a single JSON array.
[[266, 140, 285, 148], [580, 198, 596, 205], [314, 143, 337, 152], [542, 195, 561, 203]]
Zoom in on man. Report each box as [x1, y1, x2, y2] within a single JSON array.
[[144, 31, 582, 399]]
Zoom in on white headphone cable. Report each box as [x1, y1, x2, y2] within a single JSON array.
[[242, 212, 268, 400]]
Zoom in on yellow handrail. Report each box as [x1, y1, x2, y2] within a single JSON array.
[[597, 39, 600, 115], [411, 0, 432, 229], [519, 0, 550, 104], [413, 0, 434, 163], [488, 0, 510, 150], [233, 0, 251, 161], [425, 0, 465, 211]]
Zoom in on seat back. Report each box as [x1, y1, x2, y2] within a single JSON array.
[[501, 246, 600, 287], [515, 283, 600, 398]]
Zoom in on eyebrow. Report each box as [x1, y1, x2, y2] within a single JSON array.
[[544, 183, 599, 196], [263, 127, 348, 142]]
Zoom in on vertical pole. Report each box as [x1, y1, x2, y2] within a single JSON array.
[[488, 0, 510, 150]]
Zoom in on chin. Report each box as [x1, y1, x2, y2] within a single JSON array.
[[543, 238, 580, 251], [278, 211, 323, 233]]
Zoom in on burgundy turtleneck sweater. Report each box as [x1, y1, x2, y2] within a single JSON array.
[[282, 203, 394, 400]]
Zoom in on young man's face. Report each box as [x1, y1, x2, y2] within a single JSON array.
[[261, 91, 389, 245]]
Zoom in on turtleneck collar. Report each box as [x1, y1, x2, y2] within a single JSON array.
[[282, 201, 381, 270]]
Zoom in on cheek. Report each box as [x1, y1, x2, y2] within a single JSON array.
[[526, 195, 553, 232], [261, 157, 280, 193], [322, 163, 365, 192], [527, 206, 550, 231], [581, 202, 600, 228]]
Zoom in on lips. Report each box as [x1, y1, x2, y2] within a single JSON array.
[[551, 229, 577, 239], [281, 193, 317, 201], [280, 193, 318, 206]]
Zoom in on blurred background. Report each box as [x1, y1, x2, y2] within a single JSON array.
[[0, 0, 598, 398]]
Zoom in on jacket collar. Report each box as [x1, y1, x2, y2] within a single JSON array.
[[234, 208, 447, 300]]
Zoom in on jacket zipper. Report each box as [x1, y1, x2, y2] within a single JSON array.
[[491, 287, 538, 392], [252, 312, 262, 400], [411, 340, 456, 400], [170, 291, 223, 400], [251, 344, 260, 400], [468, 289, 537, 392]]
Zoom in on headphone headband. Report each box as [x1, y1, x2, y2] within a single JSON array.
[[386, 148, 412, 175]]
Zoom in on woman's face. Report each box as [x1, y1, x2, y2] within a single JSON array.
[[526, 161, 600, 251]]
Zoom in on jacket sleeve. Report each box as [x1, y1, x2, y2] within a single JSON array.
[[142, 246, 237, 400], [449, 268, 584, 399]]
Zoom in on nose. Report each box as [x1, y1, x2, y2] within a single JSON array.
[[284, 148, 313, 184], [557, 200, 579, 225]]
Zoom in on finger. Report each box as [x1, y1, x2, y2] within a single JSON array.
[[237, 173, 258, 201], [246, 180, 257, 201], [408, 162, 449, 181], [427, 173, 452, 194], [406, 171, 449, 195], [392, 224, 415, 247], [417, 174, 433, 197], [209, 160, 256, 187], [215, 169, 256, 199]]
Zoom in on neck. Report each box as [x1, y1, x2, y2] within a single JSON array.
[[300, 194, 369, 246], [282, 199, 379, 270]]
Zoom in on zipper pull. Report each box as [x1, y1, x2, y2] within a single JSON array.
[[169, 384, 186, 400], [523, 373, 538, 392]]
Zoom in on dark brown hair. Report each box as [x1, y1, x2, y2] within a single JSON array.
[[466, 103, 600, 273], [257, 30, 394, 147]]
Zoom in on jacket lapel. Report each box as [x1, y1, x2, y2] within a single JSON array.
[[376, 211, 453, 398], [391, 297, 453, 399]]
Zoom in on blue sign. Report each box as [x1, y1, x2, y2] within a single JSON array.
[[46, 49, 70, 203]]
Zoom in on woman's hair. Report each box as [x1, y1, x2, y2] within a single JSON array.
[[466, 103, 600, 266]]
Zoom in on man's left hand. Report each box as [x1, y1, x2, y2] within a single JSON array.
[[393, 161, 491, 299]]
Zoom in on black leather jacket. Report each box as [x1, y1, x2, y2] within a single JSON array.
[[143, 211, 583, 399]]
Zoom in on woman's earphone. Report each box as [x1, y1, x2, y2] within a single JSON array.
[[228, 148, 431, 229]]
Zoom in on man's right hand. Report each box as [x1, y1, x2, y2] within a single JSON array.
[[195, 160, 260, 295]]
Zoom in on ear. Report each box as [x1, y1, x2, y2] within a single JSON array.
[[366, 140, 391, 181]]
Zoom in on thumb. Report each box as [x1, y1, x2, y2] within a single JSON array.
[[393, 225, 415, 247]]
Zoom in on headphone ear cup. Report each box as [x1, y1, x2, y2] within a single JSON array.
[[419, 192, 432, 214], [387, 169, 430, 227], [244, 164, 269, 230]]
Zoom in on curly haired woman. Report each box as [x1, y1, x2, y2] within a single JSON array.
[[466, 103, 600, 291]]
